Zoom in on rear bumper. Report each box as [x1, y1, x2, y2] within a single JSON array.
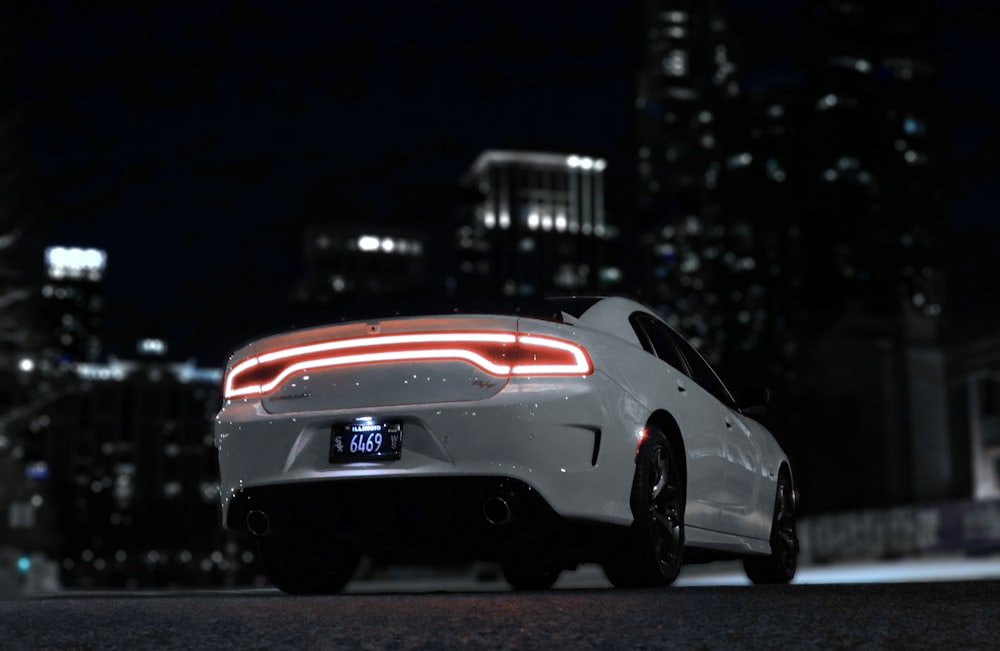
[[226, 475, 589, 559], [214, 373, 644, 531]]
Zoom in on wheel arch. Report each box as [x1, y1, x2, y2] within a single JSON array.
[[777, 460, 798, 513], [644, 409, 687, 490]]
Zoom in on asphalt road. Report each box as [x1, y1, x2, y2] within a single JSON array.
[[3, 580, 998, 650]]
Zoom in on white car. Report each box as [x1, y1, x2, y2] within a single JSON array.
[[214, 296, 798, 592]]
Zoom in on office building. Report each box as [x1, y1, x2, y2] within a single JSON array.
[[454, 150, 621, 298]]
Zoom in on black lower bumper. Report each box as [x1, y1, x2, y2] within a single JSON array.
[[226, 476, 606, 561]]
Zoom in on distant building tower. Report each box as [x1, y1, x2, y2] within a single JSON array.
[[292, 225, 428, 313], [41, 246, 107, 364], [634, 0, 740, 361], [44, 356, 242, 588], [799, 0, 946, 323], [633, 0, 953, 513], [454, 150, 621, 298]]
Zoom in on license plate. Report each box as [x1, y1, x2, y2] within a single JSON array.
[[330, 419, 403, 463]]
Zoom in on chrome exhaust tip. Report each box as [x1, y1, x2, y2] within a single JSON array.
[[483, 495, 513, 526], [246, 509, 271, 537]]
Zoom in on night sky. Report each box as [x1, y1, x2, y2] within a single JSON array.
[[13, 1, 999, 363]]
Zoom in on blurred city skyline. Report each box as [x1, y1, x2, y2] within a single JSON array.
[[8, 0, 996, 363], [4, 0, 1000, 591]]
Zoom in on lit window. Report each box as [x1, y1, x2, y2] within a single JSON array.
[[358, 235, 380, 251], [903, 117, 925, 136], [600, 267, 622, 283], [680, 253, 701, 273], [662, 50, 688, 77], [726, 152, 752, 169], [817, 94, 839, 110]]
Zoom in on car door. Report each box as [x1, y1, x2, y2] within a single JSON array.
[[630, 314, 728, 531], [667, 330, 765, 539]]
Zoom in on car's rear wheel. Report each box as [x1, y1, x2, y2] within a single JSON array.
[[258, 534, 361, 594], [603, 428, 685, 588], [501, 558, 561, 590], [743, 473, 798, 584]]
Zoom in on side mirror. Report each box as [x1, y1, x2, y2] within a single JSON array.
[[735, 385, 770, 417]]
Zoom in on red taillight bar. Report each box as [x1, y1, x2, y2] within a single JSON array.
[[223, 331, 592, 399]]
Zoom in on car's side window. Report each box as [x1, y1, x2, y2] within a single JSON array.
[[628, 314, 656, 356], [665, 329, 735, 406], [629, 313, 689, 376]]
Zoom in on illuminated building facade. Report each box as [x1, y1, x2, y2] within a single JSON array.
[[799, 0, 946, 324], [41, 356, 254, 588], [634, 1, 742, 362], [40, 246, 107, 364], [634, 0, 953, 511], [953, 328, 1000, 501], [293, 225, 428, 312], [454, 150, 622, 298], [636, 0, 945, 359]]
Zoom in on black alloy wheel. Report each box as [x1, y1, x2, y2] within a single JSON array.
[[743, 473, 798, 584], [604, 428, 685, 588], [259, 534, 361, 595], [501, 558, 561, 591]]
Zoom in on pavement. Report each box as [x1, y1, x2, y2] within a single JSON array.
[[343, 554, 1000, 593]]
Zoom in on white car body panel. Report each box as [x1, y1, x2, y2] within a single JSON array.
[[214, 296, 793, 561]]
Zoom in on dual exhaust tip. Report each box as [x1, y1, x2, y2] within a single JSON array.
[[482, 495, 514, 526], [246, 494, 517, 536], [246, 509, 272, 537]]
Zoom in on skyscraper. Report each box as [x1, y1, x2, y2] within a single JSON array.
[[634, 0, 951, 510], [634, 0, 744, 363], [454, 150, 621, 298]]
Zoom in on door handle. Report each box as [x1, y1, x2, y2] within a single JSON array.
[[676, 379, 686, 393]]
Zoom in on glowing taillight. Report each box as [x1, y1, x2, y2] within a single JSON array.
[[222, 331, 592, 399]]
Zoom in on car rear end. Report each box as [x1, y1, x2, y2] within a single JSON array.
[[214, 311, 643, 556]]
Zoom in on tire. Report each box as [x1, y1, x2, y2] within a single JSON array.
[[743, 473, 798, 585], [603, 428, 685, 588], [501, 559, 561, 591], [258, 535, 361, 595]]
